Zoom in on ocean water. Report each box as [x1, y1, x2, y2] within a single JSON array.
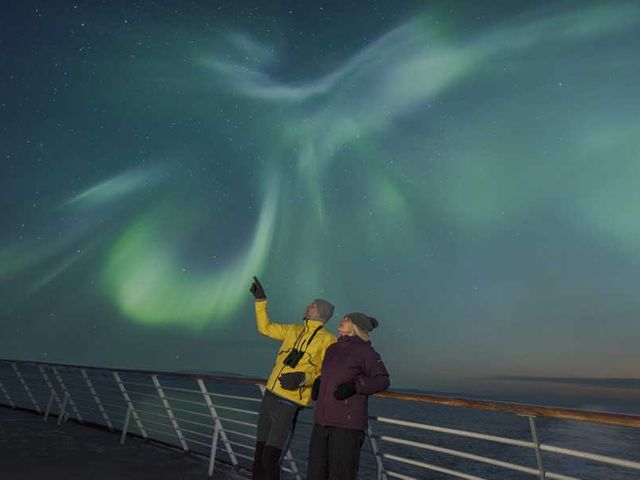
[[351, 396, 640, 480], [0, 364, 638, 479]]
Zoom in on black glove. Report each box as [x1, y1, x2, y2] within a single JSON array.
[[334, 380, 357, 400], [279, 372, 305, 390], [311, 377, 321, 401], [250, 276, 266, 300]]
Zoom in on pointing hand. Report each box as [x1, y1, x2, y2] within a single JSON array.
[[250, 276, 266, 300]]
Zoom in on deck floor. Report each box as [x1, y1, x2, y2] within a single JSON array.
[[0, 406, 244, 479]]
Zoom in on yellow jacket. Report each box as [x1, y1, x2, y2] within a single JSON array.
[[255, 300, 337, 406]]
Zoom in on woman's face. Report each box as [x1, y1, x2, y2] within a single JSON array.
[[338, 316, 355, 336]]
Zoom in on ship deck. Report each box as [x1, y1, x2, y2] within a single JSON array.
[[0, 407, 242, 479]]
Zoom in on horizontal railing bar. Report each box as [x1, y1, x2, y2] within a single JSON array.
[[386, 470, 418, 480], [546, 472, 583, 480], [98, 402, 129, 411], [120, 380, 156, 389], [163, 396, 207, 407], [214, 405, 258, 415], [136, 417, 174, 430], [5, 358, 639, 429], [383, 453, 487, 480], [134, 408, 169, 419], [375, 417, 534, 448], [122, 389, 159, 399], [224, 428, 257, 440], [380, 435, 579, 479], [0, 359, 266, 386], [128, 399, 165, 410], [179, 427, 212, 439], [227, 440, 255, 451], [374, 391, 640, 429], [207, 392, 262, 403], [540, 443, 640, 470], [169, 406, 211, 418], [181, 436, 211, 448], [172, 416, 213, 429], [218, 417, 256, 428], [155, 385, 201, 395]]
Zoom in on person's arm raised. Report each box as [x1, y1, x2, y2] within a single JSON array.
[[251, 276, 289, 340]]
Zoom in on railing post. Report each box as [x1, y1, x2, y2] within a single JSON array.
[[44, 391, 55, 422], [197, 378, 238, 468], [113, 371, 148, 438], [283, 450, 302, 480], [258, 384, 302, 480], [57, 392, 69, 426], [0, 379, 16, 408], [11, 362, 41, 413], [51, 367, 83, 423], [151, 375, 189, 451], [81, 368, 113, 431], [527, 415, 546, 480], [367, 421, 388, 480], [38, 365, 63, 421], [121, 405, 132, 445], [209, 422, 221, 477]]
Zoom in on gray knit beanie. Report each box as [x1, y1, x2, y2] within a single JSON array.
[[347, 312, 379, 332], [313, 298, 335, 323]]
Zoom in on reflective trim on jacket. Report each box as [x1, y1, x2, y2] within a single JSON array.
[[256, 300, 337, 406]]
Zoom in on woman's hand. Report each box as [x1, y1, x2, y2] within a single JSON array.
[[333, 380, 357, 400]]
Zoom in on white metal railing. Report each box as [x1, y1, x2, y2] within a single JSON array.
[[0, 358, 639, 479]]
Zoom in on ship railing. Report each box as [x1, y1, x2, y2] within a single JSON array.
[[1, 358, 639, 479]]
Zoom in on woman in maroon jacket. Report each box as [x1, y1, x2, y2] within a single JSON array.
[[307, 312, 390, 480]]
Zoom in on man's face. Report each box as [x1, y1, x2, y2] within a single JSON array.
[[304, 301, 319, 319]]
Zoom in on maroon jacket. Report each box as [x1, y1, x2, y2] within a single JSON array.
[[314, 335, 390, 431]]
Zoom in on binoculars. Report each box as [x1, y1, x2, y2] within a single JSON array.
[[283, 349, 305, 368]]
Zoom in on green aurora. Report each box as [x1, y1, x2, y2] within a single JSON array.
[[1, 1, 639, 399]]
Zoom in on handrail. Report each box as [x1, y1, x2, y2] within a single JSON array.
[[375, 390, 640, 429], [1, 357, 639, 480], [0, 357, 267, 386], [2, 357, 638, 429]]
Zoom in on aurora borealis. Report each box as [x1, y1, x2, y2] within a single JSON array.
[[1, 1, 639, 405]]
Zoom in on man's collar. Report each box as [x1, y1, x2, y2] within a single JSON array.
[[304, 318, 325, 328]]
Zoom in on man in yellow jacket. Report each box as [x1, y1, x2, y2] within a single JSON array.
[[250, 276, 336, 480]]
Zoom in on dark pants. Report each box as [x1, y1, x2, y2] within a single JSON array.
[[307, 424, 365, 480], [252, 390, 301, 480]]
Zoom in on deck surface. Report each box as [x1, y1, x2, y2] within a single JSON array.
[[0, 406, 244, 479]]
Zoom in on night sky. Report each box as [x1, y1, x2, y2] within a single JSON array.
[[1, 1, 639, 407]]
